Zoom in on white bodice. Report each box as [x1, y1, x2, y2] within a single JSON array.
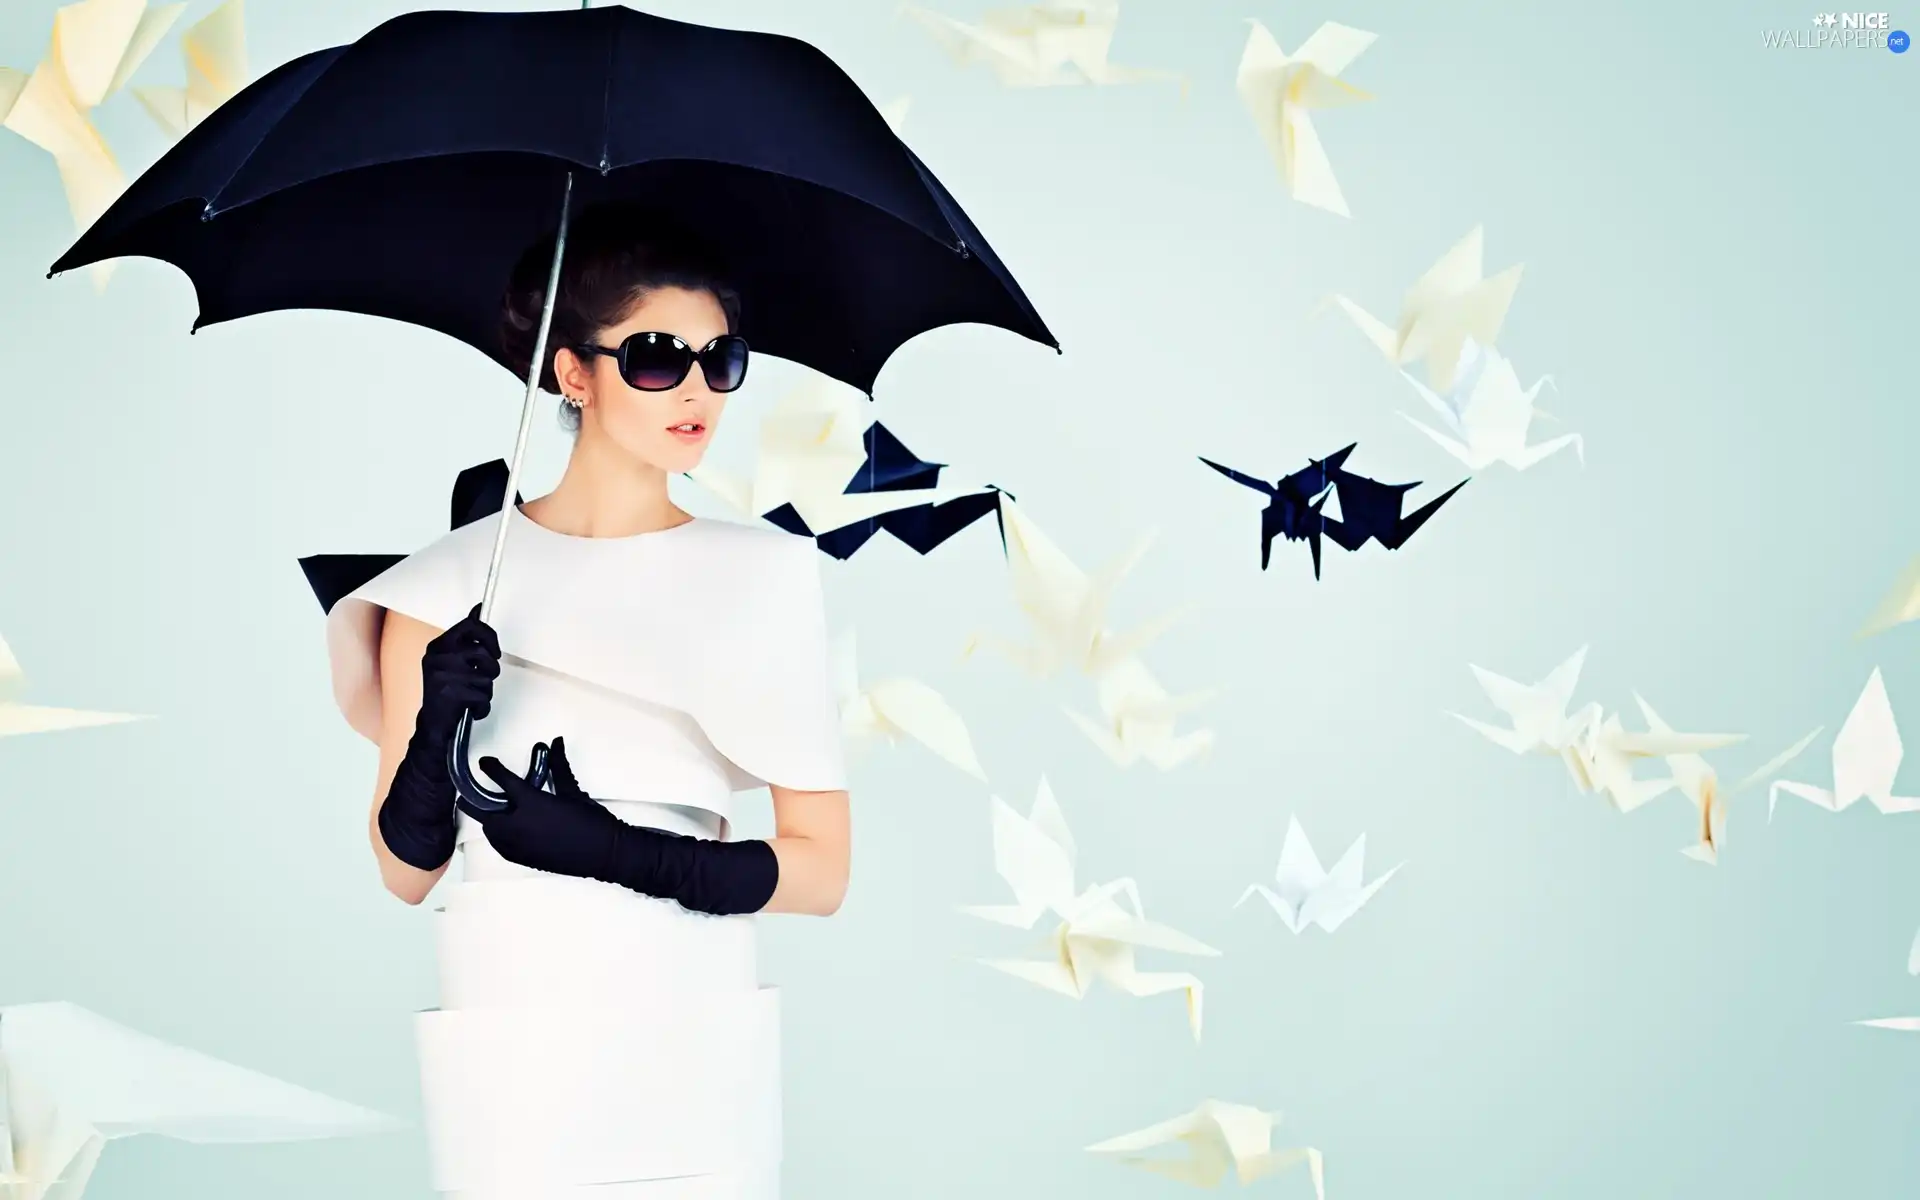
[[324, 506, 847, 836]]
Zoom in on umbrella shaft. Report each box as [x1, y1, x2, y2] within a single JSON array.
[[478, 169, 576, 619]]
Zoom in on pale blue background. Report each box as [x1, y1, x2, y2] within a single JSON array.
[[1, 1, 1915, 1196]]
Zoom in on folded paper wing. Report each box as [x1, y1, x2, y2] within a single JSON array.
[[0, 1001, 396, 1198], [322, 493, 847, 808]]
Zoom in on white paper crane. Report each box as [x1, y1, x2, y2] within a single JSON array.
[[904, 1, 1180, 89], [1399, 339, 1582, 471], [1328, 225, 1525, 393], [1235, 18, 1375, 216], [0, 1001, 398, 1200], [963, 493, 1181, 679], [1236, 815, 1399, 934], [1086, 1098, 1324, 1194], [0, 631, 146, 738], [1449, 645, 1598, 756], [832, 628, 985, 780], [1063, 656, 1214, 771], [132, 0, 246, 140], [1769, 668, 1920, 818], [1634, 695, 1820, 864], [962, 779, 1220, 1039]]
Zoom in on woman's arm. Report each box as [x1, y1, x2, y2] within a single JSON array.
[[370, 610, 452, 905], [762, 786, 850, 916]]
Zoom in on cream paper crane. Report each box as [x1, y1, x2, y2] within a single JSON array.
[[963, 493, 1182, 679], [1559, 707, 1744, 815], [1328, 225, 1526, 393], [686, 373, 980, 535], [0, 630, 146, 738], [1086, 1098, 1325, 1195], [1769, 668, 1920, 818], [131, 0, 246, 140], [1633, 695, 1821, 864], [1450, 646, 1742, 812], [1, 0, 185, 289], [1235, 18, 1376, 217], [1063, 655, 1215, 771], [0, 1002, 398, 1200], [962, 778, 1220, 1040], [903, 0, 1181, 89], [832, 628, 985, 780], [1399, 339, 1583, 471]]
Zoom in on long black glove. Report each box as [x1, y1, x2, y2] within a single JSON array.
[[468, 737, 779, 916], [376, 604, 502, 871]]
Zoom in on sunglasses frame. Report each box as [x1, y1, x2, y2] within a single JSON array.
[[575, 331, 750, 393]]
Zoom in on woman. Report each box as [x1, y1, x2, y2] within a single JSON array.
[[322, 203, 849, 1198]]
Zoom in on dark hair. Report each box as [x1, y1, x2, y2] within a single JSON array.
[[498, 204, 742, 426]]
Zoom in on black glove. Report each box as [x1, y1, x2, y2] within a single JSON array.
[[377, 604, 502, 871], [471, 737, 780, 916]]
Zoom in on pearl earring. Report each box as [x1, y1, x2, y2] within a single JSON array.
[[564, 393, 585, 409]]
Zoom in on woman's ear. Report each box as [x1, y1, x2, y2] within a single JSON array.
[[552, 346, 591, 400]]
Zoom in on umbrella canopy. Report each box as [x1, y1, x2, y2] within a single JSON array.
[[50, 5, 1056, 394]]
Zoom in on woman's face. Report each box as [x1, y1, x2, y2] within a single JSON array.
[[557, 285, 732, 474]]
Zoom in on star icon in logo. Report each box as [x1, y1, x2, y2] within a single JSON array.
[[1814, 11, 1837, 24]]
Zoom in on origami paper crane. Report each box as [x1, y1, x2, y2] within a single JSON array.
[[131, 0, 246, 140], [1236, 815, 1399, 934], [962, 779, 1219, 1040], [832, 628, 985, 780], [1328, 225, 1525, 393], [686, 375, 992, 556], [0, 630, 146, 738], [0, 1001, 397, 1200], [1399, 339, 1582, 471], [1, 0, 188, 288], [1086, 1098, 1324, 1194], [1560, 708, 1744, 814], [1859, 555, 1920, 639], [1450, 648, 1742, 812], [1450, 645, 1598, 756], [962, 493, 1180, 679], [1063, 656, 1214, 771], [903, 0, 1181, 89], [1200, 444, 1465, 579], [1769, 668, 1920, 818], [1633, 695, 1820, 864], [1235, 18, 1376, 216]]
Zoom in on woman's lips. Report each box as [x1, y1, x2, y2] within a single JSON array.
[[668, 421, 707, 442]]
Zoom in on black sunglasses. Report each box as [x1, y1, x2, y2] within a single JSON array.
[[575, 332, 750, 393]]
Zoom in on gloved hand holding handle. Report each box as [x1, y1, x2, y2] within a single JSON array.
[[377, 604, 502, 871], [471, 737, 779, 916]]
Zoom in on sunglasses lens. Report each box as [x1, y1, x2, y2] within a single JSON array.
[[621, 334, 694, 390], [699, 337, 750, 393]]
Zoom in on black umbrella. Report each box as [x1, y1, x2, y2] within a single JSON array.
[[56, 4, 1056, 809]]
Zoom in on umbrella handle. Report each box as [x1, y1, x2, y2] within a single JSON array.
[[448, 711, 550, 812]]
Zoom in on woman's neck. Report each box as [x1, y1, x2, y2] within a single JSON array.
[[520, 435, 690, 538]]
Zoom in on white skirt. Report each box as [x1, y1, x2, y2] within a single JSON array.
[[417, 819, 780, 1198]]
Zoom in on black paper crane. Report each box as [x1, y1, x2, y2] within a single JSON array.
[[760, 421, 1008, 560], [1200, 443, 1465, 579]]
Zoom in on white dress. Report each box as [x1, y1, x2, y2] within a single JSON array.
[[324, 508, 846, 1199]]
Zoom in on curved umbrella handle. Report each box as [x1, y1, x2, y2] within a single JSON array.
[[448, 711, 549, 813]]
